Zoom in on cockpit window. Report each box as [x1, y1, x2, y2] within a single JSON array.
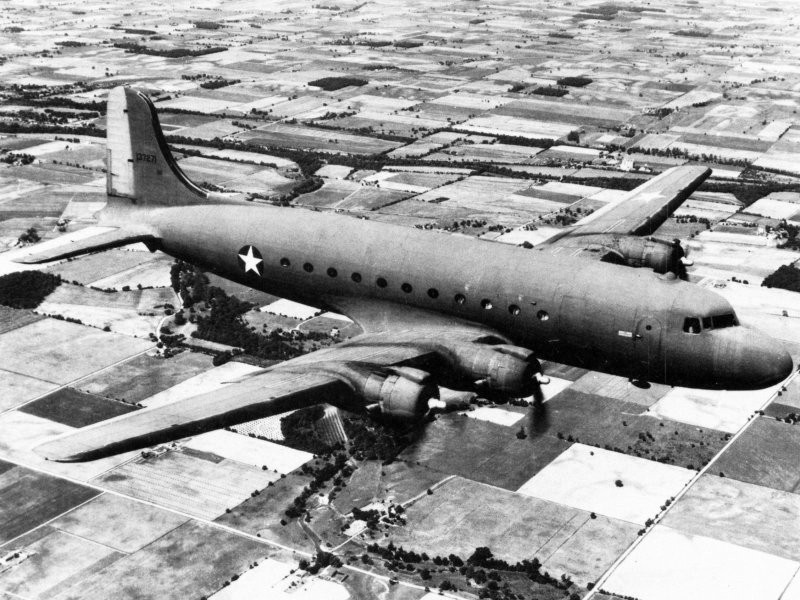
[[683, 317, 701, 334], [712, 313, 737, 328]]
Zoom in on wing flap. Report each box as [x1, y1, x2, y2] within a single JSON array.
[[35, 370, 343, 462]]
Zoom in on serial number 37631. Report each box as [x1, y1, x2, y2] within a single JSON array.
[[135, 153, 157, 163]]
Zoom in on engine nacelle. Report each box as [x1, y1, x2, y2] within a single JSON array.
[[442, 343, 540, 396], [322, 363, 437, 421], [613, 236, 686, 274]]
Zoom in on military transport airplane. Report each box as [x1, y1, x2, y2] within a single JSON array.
[[18, 87, 792, 462]]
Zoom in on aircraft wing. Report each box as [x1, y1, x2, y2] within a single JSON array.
[[541, 165, 711, 243], [35, 300, 500, 462]]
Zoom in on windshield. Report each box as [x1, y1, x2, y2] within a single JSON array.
[[690, 313, 738, 334]]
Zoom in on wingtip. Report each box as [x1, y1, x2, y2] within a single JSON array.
[[33, 440, 86, 463]]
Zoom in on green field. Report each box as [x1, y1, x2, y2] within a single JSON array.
[[20, 387, 138, 427], [541, 389, 727, 470], [215, 471, 316, 553], [52, 493, 189, 553], [662, 474, 800, 563], [77, 351, 213, 404], [0, 305, 45, 334], [387, 476, 637, 586], [0, 528, 122, 599], [400, 413, 573, 490], [710, 417, 800, 493], [56, 520, 268, 600], [0, 465, 99, 544], [0, 318, 152, 385]]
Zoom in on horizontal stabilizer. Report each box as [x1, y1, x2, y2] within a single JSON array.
[[13, 228, 157, 264]]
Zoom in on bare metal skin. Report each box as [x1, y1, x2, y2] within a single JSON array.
[[20, 87, 793, 462]]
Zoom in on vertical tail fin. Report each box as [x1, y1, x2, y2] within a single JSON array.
[[106, 87, 218, 207]]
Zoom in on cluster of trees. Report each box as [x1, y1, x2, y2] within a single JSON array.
[[199, 78, 241, 90], [18, 226, 40, 243], [0, 271, 61, 309], [280, 405, 331, 454], [193, 20, 224, 29], [308, 77, 368, 91], [284, 452, 350, 518], [3, 108, 98, 125], [762, 264, 800, 292], [0, 120, 102, 137], [531, 86, 568, 98], [673, 28, 711, 37], [193, 288, 312, 361], [342, 413, 413, 461], [300, 549, 342, 574], [1, 152, 34, 165], [113, 42, 226, 58], [557, 76, 592, 87]]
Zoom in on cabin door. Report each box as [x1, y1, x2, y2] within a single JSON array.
[[634, 315, 663, 380]]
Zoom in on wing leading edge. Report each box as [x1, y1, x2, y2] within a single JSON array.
[[543, 165, 712, 243], [35, 299, 503, 463]]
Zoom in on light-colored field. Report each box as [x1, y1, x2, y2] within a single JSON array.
[[47, 250, 153, 285], [388, 141, 443, 158], [427, 142, 545, 164], [177, 120, 244, 140], [0, 370, 59, 412], [389, 476, 637, 586], [455, 115, 575, 140], [95, 451, 280, 520], [517, 443, 693, 525], [0, 529, 121, 599], [314, 164, 353, 179], [140, 361, 262, 408], [184, 430, 312, 474], [428, 92, 511, 110], [160, 95, 238, 113], [52, 492, 189, 553], [687, 235, 797, 281], [0, 319, 152, 385], [746, 197, 800, 220], [604, 525, 799, 600], [462, 406, 525, 426], [89, 255, 173, 289], [662, 474, 800, 562], [210, 557, 350, 600], [414, 175, 530, 205], [181, 148, 297, 169], [209, 558, 293, 600], [294, 179, 361, 206], [647, 381, 781, 433], [262, 298, 320, 319], [38, 285, 163, 338]]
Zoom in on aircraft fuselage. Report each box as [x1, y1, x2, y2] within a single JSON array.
[[104, 200, 791, 391]]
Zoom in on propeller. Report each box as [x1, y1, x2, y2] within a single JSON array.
[[526, 372, 551, 438]]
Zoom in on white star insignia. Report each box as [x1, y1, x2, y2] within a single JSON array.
[[239, 246, 262, 275]]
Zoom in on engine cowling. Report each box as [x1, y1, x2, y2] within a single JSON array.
[[322, 363, 437, 421], [442, 343, 540, 396], [614, 236, 686, 274]]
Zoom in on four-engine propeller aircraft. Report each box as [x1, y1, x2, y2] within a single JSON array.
[[18, 87, 793, 462]]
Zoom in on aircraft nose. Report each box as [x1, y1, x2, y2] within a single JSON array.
[[717, 328, 794, 390]]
